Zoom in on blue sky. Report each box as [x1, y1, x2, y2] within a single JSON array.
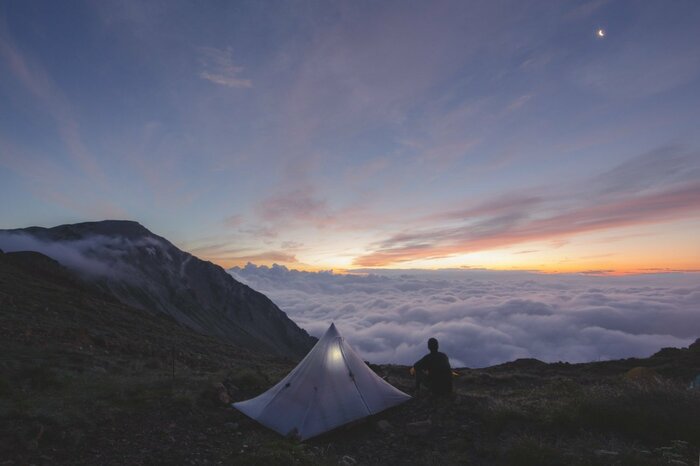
[[1, 0, 699, 272]]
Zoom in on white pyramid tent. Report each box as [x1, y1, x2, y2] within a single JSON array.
[[233, 323, 411, 440]]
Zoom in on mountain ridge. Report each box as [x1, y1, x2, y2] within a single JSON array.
[[0, 220, 316, 358]]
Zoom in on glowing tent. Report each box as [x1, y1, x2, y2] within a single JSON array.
[[233, 323, 411, 440]]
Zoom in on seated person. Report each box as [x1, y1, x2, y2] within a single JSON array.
[[411, 337, 452, 396]]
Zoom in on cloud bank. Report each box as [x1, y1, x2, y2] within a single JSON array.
[[230, 264, 700, 368]]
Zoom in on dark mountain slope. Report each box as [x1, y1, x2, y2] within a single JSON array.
[[0, 248, 264, 371], [0, 220, 315, 358]]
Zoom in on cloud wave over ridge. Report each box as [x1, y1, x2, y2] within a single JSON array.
[[230, 264, 700, 368]]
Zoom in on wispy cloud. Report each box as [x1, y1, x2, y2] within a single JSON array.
[[227, 251, 298, 264], [356, 182, 700, 266], [0, 35, 105, 182], [354, 147, 700, 266], [256, 184, 331, 227], [198, 46, 252, 88], [222, 214, 243, 228], [0, 136, 126, 219]]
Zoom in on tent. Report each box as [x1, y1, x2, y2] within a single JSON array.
[[233, 323, 411, 440]]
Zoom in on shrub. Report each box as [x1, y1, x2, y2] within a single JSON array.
[[230, 368, 268, 391]]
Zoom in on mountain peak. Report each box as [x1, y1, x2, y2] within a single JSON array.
[[0, 220, 316, 358], [19, 220, 157, 241]]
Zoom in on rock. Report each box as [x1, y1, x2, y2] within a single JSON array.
[[223, 381, 240, 397], [376, 420, 392, 432], [406, 419, 432, 436], [407, 420, 432, 428], [224, 422, 239, 431], [213, 383, 231, 404], [339, 455, 357, 465]]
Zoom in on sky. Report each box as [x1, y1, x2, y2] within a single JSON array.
[[2, 0, 700, 273]]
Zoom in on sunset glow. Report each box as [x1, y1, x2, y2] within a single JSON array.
[[1, 2, 699, 275]]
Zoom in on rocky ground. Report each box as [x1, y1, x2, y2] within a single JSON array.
[[1, 250, 699, 465]]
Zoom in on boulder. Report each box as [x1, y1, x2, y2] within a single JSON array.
[[406, 419, 432, 436], [376, 420, 393, 433]]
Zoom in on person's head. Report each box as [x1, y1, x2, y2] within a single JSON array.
[[428, 337, 439, 352]]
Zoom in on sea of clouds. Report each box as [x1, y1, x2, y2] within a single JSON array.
[[230, 264, 700, 368]]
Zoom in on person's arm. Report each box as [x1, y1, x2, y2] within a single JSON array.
[[413, 354, 428, 372], [413, 355, 429, 390]]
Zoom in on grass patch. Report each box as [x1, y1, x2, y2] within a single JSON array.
[[502, 435, 566, 466], [549, 381, 700, 443], [4, 367, 211, 428], [0, 375, 12, 398], [232, 440, 323, 466], [17, 364, 63, 391], [480, 398, 529, 434], [230, 368, 268, 391]]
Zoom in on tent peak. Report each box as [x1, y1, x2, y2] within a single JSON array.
[[322, 322, 340, 339]]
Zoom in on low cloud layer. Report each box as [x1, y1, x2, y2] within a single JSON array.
[[0, 231, 166, 280], [230, 264, 700, 368]]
